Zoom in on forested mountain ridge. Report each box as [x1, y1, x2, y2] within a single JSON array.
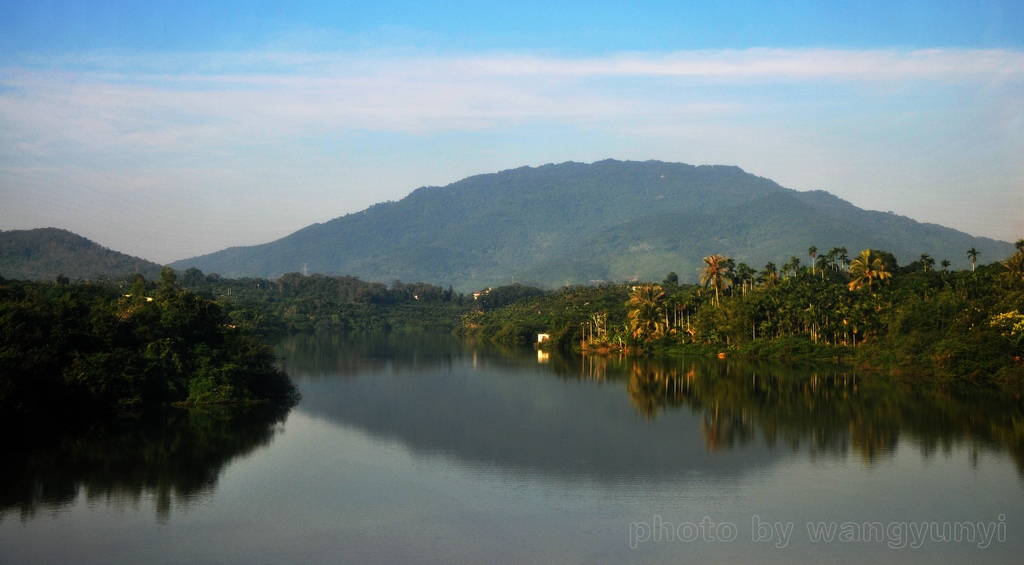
[[0, 228, 163, 281], [166, 159, 1009, 290]]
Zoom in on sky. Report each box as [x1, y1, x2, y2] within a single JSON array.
[[1, 1, 1022, 264]]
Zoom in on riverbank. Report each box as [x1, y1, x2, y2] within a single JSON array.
[[0, 269, 299, 424], [464, 257, 1024, 391]]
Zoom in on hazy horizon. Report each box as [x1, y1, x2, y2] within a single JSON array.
[[2, 2, 1022, 264]]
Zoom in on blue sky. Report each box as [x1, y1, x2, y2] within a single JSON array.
[[1, 1, 1022, 264]]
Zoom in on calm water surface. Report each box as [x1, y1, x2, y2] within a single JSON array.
[[2, 333, 1022, 563]]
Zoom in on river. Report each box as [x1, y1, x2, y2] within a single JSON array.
[[2, 333, 1021, 563]]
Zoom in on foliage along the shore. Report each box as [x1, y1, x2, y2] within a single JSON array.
[[457, 244, 1024, 389], [176, 268, 473, 334], [0, 268, 298, 423]]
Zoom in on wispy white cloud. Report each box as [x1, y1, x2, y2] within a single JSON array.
[[1, 47, 1021, 260], [3, 48, 1020, 154], [16, 47, 1024, 78], [449, 48, 1024, 80]]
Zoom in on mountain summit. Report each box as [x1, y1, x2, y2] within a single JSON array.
[[0, 228, 163, 281], [170, 159, 1012, 290]]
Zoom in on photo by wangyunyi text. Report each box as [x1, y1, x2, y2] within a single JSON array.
[[629, 514, 1008, 550]]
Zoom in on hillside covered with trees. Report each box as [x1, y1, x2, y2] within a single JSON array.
[[0, 228, 163, 281], [171, 160, 1013, 291]]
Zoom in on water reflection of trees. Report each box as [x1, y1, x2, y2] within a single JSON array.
[[277, 332, 552, 378], [583, 355, 1024, 472], [277, 334, 1024, 475], [0, 404, 291, 520]]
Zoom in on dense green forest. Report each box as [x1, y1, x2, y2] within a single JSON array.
[[175, 268, 473, 334], [0, 268, 298, 424], [458, 243, 1024, 390]]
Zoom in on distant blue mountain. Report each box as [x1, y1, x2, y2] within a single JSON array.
[[170, 159, 1013, 290]]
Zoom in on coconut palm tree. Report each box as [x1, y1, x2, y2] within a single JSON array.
[[815, 255, 829, 277], [626, 284, 666, 340], [967, 247, 980, 271], [1003, 251, 1024, 285], [837, 247, 849, 272], [808, 246, 818, 275], [826, 247, 841, 271], [735, 262, 756, 294], [919, 253, 935, 272], [848, 249, 893, 293], [758, 262, 779, 287], [940, 259, 951, 271], [782, 256, 800, 278], [1016, 238, 1024, 252], [700, 254, 734, 306]]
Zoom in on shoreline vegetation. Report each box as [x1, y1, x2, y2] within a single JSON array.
[[0, 268, 298, 426], [457, 245, 1024, 392], [3, 241, 1023, 424]]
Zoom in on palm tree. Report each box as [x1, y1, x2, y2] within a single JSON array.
[[919, 253, 935, 272], [626, 284, 666, 341], [1003, 251, 1024, 285], [940, 259, 951, 271], [967, 248, 980, 271], [782, 256, 800, 278], [808, 246, 818, 275], [848, 249, 892, 293], [815, 255, 829, 277], [758, 262, 779, 287], [736, 262, 756, 294], [1016, 238, 1024, 252], [826, 247, 840, 270], [700, 254, 734, 306], [837, 247, 849, 272]]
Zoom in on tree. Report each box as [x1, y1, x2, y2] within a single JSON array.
[[663, 271, 679, 287], [940, 259, 951, 271], [813, 255, 829, 278], [758, 262, 779, 287], [919, 253, 935, 272], [735, 263, 756, 294], [156, 266, 181, 301], [967, 248, 980, 271], [626, 284, 666, 340], [782, 256, 800, 278], [848, 249, 893, 293], [826, 247, 841, 271], [837, 247, 849, 272], [1016, 239, 1024, 252], [1003, 251, 1024, 286], [700, 254, 734, 306], [808, 246, 818, 275]]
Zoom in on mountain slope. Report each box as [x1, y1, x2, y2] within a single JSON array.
[[0, 228, 164, 281], [171, 160, 1014, 290]]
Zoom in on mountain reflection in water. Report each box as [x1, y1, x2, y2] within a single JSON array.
[[283, 333, 1024, 480], [5, 332, 1021, 523]]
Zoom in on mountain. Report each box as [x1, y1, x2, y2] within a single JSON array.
[[0, 228, 164, 281], [170, 159, 1014, 290]]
